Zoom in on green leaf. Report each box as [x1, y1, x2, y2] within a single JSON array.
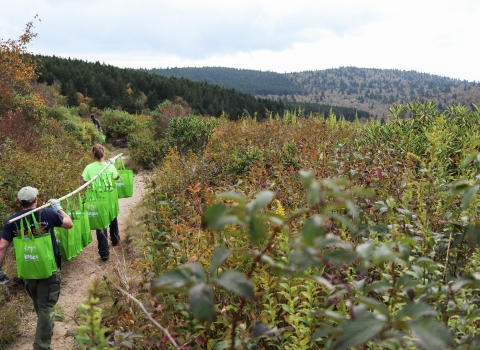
[[252, 191, 275, 211], [330, 212, 357, 231], [450, 274, 480, 293], [466, 223, 480, 248], [364, 280, 392, 294], [214, 340, 229, 350], [396, 274, 414, 288], [185, 263, 205, 280], [408, 318, 455, 350], [462, 184, 479, 209], [356, 242, 374, 260], [202, 203, 228, 230], [307, 181, 321, 205], [249, 216, 266, 243], [368, 224, 390, 233], [151, 269, 193, 295], [252, 323, 278, 338], [301, 215, 326, 246], [299, 170, 314, 188], [189, 282, 215, 323], [311, 323, 336, 341], [215, 270, 254, 300], [209, 246, 233, 275], [312, 276, 334, 290], [356, 297, 391, 319], [460, 152, 478, 169], [331, 316, 386, 350], [397, 302, 437, 319], [322, 250, 357, 266], [372, 243, 398, 263], [216, 191, 246, 204]]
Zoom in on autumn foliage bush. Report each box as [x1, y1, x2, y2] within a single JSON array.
[[0, 20, 95, 347]]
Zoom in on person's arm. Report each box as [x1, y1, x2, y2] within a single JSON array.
[[58, 210, 73, 229], [0, 238, 10, 268], [48, 199, 73, 229]]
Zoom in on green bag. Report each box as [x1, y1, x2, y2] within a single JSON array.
[[15, 214, 57, 279], [85, 185, 109, 230], [100, 133, 106, 143], [105, 180, 119, 221], [56, 225, 77, 261], [115, 158, 134, 198], [69, 200, 84, 256], [56, 199, 79, 261], [77, 193, 92, 247], [96, 176, 119, 223]]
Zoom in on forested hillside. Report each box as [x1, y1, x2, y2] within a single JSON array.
[[35, 56, 371, 121], [35, 55, 287, 119], [148, 66, 480, 118], [147, 67, 305, 96]]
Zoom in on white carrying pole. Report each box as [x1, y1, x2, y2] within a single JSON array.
[[7, 153, 123, 224]]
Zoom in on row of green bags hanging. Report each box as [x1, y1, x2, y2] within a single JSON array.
[[55, 193, 93, 261], [85, 176, 119, 231]]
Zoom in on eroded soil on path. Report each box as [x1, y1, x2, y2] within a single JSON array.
[[7, 171, 149, 350]]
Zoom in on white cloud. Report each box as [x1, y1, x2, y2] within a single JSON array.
[[1, 0, 480, 81]]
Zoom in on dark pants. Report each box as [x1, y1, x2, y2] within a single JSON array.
[[95, 217, 120, 258], [25, 270, 61, 350]]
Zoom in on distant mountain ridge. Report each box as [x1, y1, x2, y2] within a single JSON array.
[[147, 66, 480, 118]]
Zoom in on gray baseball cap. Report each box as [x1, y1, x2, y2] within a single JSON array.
[[17, 186, 39, 202]]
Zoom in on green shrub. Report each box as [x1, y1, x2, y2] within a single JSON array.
[[102, 109, 137, 140], [129, 122, 167, 169], [150, 100, 193, 139], [166, 115, 217, 154], [44, 106, 101, 147], [227, 145, 265, 174]]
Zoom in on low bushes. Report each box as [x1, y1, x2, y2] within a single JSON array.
[[102, 109, 138, 140], [101, 104, 480, 349]]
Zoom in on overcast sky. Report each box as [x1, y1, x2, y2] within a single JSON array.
[[1, 0, 479, 81]]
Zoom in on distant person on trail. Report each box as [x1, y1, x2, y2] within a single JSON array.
[[81, 144, 120, 261], [0, 186, 73, 350], [91, 114, 102, 132]]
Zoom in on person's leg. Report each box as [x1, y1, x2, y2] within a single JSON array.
[[109, 217, 120, 246], [96, 228, 109, 260], [32, 271, 61, 350], [25, 278, 39, 314]]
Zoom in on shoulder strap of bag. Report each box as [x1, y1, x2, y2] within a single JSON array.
[[117, 157, 126, 170], [19, 216, 35, 241]]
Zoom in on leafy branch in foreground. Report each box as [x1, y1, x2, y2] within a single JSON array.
[[150, 167, 480, 349]]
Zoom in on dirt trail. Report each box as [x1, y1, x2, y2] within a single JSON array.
[[7, 171, 149, 350]]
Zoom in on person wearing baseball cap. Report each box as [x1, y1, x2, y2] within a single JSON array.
[[0, 186, 73, 350]]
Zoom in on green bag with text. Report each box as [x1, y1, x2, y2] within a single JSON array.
[[85, 184, 109, 230], [15, 214, 57, 279], [115, 158, 134, 198], [55, 198, 80, 261], [105, 180, 119, 222]]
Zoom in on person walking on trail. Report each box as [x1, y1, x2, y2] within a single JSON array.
[[0, 186, 73, 350], [81, 144, 120, 261], [91, 114, 102, 132]]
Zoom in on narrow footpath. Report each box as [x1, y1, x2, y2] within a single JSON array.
[[7, 172, 148, 350]]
